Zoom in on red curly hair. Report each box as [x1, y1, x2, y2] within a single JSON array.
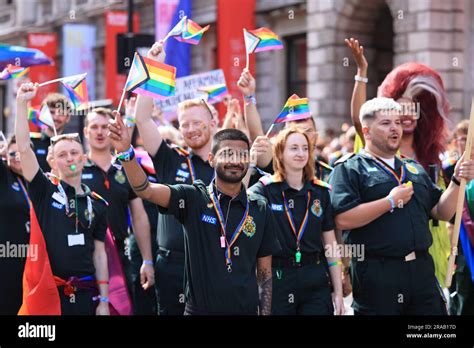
[[378, 62, 450, 171]]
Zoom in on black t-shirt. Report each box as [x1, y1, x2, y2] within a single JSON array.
[[27, 170, 107, 279], [158, 180, 280, 314], [152, 141, 214, 251], [329, 153, 443, 257], [30, 132, 51, 173], [81, 159, 137, 241], [249, 177, 334, 257]]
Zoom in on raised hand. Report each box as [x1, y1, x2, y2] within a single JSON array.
[[344, 38, 368, 71], [237, 68, 256, 97], [108, 111, 132, 153], [147, 40, 166, 63], [17, 82, 38, 104]]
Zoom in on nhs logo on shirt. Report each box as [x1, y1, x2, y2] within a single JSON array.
[[82, 173, 93, 180], [176, 169, 190, 179], [201, 214, 217, 225], [51, 201, 64, 210], [36, 149, 47, 155], [271, 204, 283, 212]]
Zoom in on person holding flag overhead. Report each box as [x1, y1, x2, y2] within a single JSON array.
[[30, 93, 73, 172], [249, 127, 344, 315], [127, 41, 215, 315], [15, 82, 110, 315], [329, 97, 474, 315], [0, 135, 31, 314], [107, 111, 280, 315]]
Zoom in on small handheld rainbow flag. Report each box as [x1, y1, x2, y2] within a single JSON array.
[[0, 64, 29, 80], [247, 27, 283, 53], [118, 52, 176, 111], [274, 94, 311, 124], [61, 73, 89, 111], [198, 84, 229, 104], [27, 107, 41, 127], [165, 16, 210, 45]]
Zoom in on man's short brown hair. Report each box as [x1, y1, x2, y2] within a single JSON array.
[[85, 107, 113, 127], [455, 120, 469, 138], [41, 93, 73, 115]]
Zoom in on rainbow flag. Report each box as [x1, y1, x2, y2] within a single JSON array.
[[0, 64, 29, 80], [27, 107, 41, 127], [198, 84, 228, 104], [247, 27, 283, 53], [61, 73, 89, 111], [166, 16, 209, 45], [125, 52, 176, 100], [274, 94, 311, 124]]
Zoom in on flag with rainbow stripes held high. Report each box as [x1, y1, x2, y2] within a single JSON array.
[[0, 64, 29, 80], [61, 73, 89, 111], [274, 94, 312, 124], [198, 84, 229, 104], [124, 52, 176, 100], [166, 16, 210, 45], [245, 27, 283, 53]]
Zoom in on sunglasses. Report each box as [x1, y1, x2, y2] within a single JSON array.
[[51, 133, 82, 146], [200, 99, 214, 119]]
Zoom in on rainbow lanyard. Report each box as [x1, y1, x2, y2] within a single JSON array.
[[16, 176, 30, 210], [174, 146, 196, 183], [207, 181, 249, 272], [282, 190, 311, 263], [364, 151, 406, 185]]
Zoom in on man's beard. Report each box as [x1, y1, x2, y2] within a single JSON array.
[[372, 136, 400, 155], [215, 163, 247, 183]]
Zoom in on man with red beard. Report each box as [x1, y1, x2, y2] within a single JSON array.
[[330, 97, 474, 315], [132, 42, 217, 315]]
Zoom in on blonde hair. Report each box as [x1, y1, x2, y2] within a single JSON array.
[[273, 127, 315, 182]]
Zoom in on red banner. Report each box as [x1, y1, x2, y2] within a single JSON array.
[[217, 0, 255, 120], [105, 11, 139, 107], [27, 33, 58, 106]]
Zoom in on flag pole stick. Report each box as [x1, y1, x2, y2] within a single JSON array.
[[445, 97, 474, 288], [246, 51, 250, 71], [265, 123, 275, 138], [38, 77, 65, 87], [116, 88, 127, 113]]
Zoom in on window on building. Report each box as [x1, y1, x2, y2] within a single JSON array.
[[286, 34, 307, 97]]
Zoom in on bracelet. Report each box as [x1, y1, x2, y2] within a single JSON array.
[[96, 280, 109, 285], [99, 296, 109, 303], [354, 75, 368, 83], [328, 261, 342, 268], [142, 260, 154, 265], [244, 94, 257, 105], [387, 194, 396, 213], [451, 175, 461, 186], [116, 146, 135, 162]]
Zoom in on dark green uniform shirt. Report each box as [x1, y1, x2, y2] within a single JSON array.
[[329, 152, 443, 257], [27, 170, 107, 279], [249, 176, 334, 257], [158, 180, 280, 314], [152, 141, 214, 252]]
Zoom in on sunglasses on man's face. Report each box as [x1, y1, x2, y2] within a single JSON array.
[[50, 133, 82, 146]]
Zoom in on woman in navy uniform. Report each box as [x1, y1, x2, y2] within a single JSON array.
[[250, 128, 344, 315]]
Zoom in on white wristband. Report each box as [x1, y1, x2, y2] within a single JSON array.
[[354, 75, 368, 83]]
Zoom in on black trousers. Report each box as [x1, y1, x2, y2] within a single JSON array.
[[351, 252, 447, 315], [271, 262, 333, 315], [129, 234, 158, 315], [0, 259, 25, 315], [449, 255, 474, 315], [58, 288, 96, 315], [154, 250, 185, 315]]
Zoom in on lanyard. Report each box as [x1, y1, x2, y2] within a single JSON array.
[[16, 176, 30, 210], [363, 150, 406, 185], [207, 180, 249, 272], [57, 182, 92, 233], [282, 190, 311, 263], [185, 156, 196, 183]]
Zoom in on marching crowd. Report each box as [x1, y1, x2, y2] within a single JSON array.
[[2, 37, 474, 316]]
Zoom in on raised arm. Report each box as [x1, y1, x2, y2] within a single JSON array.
[[345, 38, 368, 143], [108, 111, 171, 207], [134, 41, 166, 157], [15, 83, 40, 182], [237, 69, 264, 142]]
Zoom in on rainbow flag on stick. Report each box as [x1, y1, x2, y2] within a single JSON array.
[[164, 16, 210, 45], [198, 84, 229, 104], [265, 94, 312, 136], [0, 64, 29, 80], [61, 73, 89, 111], [118, 52, 176, 111], [247, 27, 283, 53]]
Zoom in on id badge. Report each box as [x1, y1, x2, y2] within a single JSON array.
[[68, 233, 85, 246]]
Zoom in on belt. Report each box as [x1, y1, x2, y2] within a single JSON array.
[[54, 275, 97, 296], [272, 252, 321, 268], [158, 247, 185, 259], [364, 250, 429, 262]]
